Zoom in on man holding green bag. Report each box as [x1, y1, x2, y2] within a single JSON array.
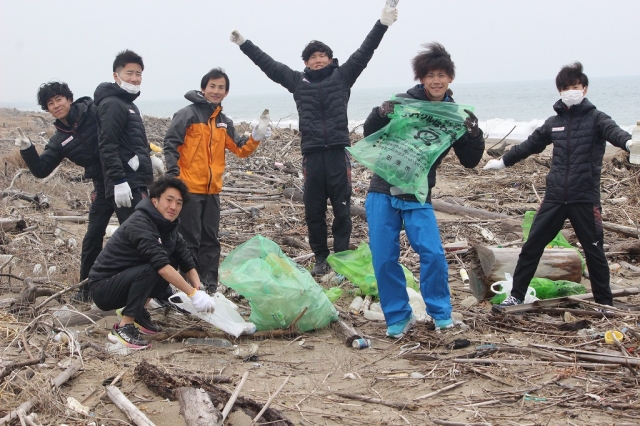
[[362, 43, 484, 338]]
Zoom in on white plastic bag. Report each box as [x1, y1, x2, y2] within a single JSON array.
[[490, 273, 538, 303], [407, 287, 432, 322], [169, 291, 256, 337]]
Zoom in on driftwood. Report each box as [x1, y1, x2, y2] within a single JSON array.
[[335, 392, 418, 411], [332, 318, 363, 347], [602, 221, 640, 238], [134, 361, 293, 425], [0, 217, 26, 231], [175, 387, 222, 426], [0, 190, 49, 209], [432, 199, 521, 228], [472, 245, 582, 300], [0, 358, 83, 425], [282, 187, 366, 217], [609, 239, 640, 255], [106, 385, 156, 426]]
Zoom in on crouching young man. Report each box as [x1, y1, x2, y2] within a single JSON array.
[[88, 176, 215, 349]]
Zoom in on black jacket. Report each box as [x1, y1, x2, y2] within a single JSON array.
[[21, 97, 102, 181], [364, 85, 485, 202], [239, 21, 388, 153], [502, 98, 630, 204], [94, 82, 153, 197], [88, 197, 195, 282]]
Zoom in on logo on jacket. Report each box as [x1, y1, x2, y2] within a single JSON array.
[[61, 136, 74, 146], [129, 109, 136, 114], [217, 123, 227, 128], [552, 127, 565, 132], [158, 237, 162, 244], [303, 78, 310, 83]]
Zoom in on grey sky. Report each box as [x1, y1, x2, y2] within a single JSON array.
[[1, 0, 639, 104]]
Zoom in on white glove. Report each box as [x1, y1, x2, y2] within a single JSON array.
[[151, 155, 165, 175], [114, 181, 133, 208], [252, 125, 271, 142], [380, 6, 398, 26], [190, 290, 215, 313], [626, 140, 634, 152], [483, 158, 506, 170], [127, 155, 140, 171], [14, 128, 32, 150], [230, 29, 246, 46]]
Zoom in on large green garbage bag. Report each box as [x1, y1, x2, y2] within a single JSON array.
[[522, 211, 585, 271], [219, 235, 338, 332], [327, 242, 419, 297], [347, 98, 472, 203]]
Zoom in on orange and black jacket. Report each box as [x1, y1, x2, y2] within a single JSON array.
[[164, 90, 260, 194]]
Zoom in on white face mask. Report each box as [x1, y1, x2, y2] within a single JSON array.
[[117, 75, 141, 94], [560, 89, 584, 107]]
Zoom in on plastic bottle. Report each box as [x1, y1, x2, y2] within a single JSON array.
[[630, 121, 640, 164], [459, 269, 469, 284], [348, 296, 364, 314], [184, 338, 233, 347], [363, 310, 385, 321]]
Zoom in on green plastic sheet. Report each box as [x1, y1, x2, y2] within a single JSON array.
[[219, 235, 338, 332], [347, 98, 472, 203]]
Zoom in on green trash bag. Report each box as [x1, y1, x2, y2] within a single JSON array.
[[324, 287, 343, 303], [326, 241, 418, 297], [219, 235, 338, 332], [522, 211, 585, 271], [347, 98, 472, 203], [490, 277, 586, 304]]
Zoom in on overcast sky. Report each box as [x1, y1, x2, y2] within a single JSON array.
[[2, 0, 639, 104]]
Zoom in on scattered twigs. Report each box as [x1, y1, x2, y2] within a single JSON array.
[[334, 392, 418, 411], [413, 381, 467, 401]]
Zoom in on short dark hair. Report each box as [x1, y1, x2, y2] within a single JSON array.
[[113, 49, 144, 73], [301, 41, 333, 62], [149, 176, 190, 204], [37, 82, 73, 111], [412, 42, 455, 80], [200, 68, 230, 92], [555, 62, 588, 91]]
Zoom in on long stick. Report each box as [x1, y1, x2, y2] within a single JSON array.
[[413, 380, 466, 401], [221, 371, 249, 421], [249, 375, 290, 425], [106, 385, 156, 426]]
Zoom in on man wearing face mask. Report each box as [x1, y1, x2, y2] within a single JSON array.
[[229, 1, 398, 277], [94, 50, 153, 222], [485, 62, 631, 309]]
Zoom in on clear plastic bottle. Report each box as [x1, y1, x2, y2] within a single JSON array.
[[630, 120, 640, 164], [184, 337, 233, 347], [348, 296, 364, 314]]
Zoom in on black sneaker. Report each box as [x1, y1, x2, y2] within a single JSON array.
[[71, 288, 91, 303], [108, 323, 150, 349], [492, 295, 522, 313], [135, 309, 162, 335], [311, 258, 331, 277]]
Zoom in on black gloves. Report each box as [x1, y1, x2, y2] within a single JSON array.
[[463, 109, 480, 138]]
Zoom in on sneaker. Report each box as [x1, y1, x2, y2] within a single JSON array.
[[491, 295, 522, 313], [386, 315, 415, 338], [108, 323, 150, 349], [434, 318, 454, 330], [135, 309, 162, 335], [71, 289, 91, 303], [311, 258, 331, 277]]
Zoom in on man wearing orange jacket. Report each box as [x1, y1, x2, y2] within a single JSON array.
[[164, 68, 269, 293]]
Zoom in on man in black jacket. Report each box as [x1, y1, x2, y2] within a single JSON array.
[[89, 176, 215, 350], [486, 62, 631, 309], [363, 43, 484, 338], [15, 82, 110, 302], [229, 2, 398, 276], [94, 49, 153, 221]]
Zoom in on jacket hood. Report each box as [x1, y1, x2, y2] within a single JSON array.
[[184, 90, 220, 113], [54, 96, 92, 131], [135, 197, 180, 232], [553, 97, 596, 115], [93, 82, 140, 105], [303, 58, 339, 81]]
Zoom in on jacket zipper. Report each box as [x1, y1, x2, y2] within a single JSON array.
[[207, 110, 216, 194], [564, 112, 573, 203], [318, 80, 328, 147]]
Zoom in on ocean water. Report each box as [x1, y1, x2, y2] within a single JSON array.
[[136, 75, 640, 141], [5, 76, 639, 142]]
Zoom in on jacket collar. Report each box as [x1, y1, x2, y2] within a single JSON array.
[[553, 97, 596, 115], [185, 90, 222, 116], [135, 197, 180, 233], [406, 84, 453, 103], [303, 58, 339, 82]]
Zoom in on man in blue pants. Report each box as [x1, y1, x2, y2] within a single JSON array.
[[363, 43, 484, 337]]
